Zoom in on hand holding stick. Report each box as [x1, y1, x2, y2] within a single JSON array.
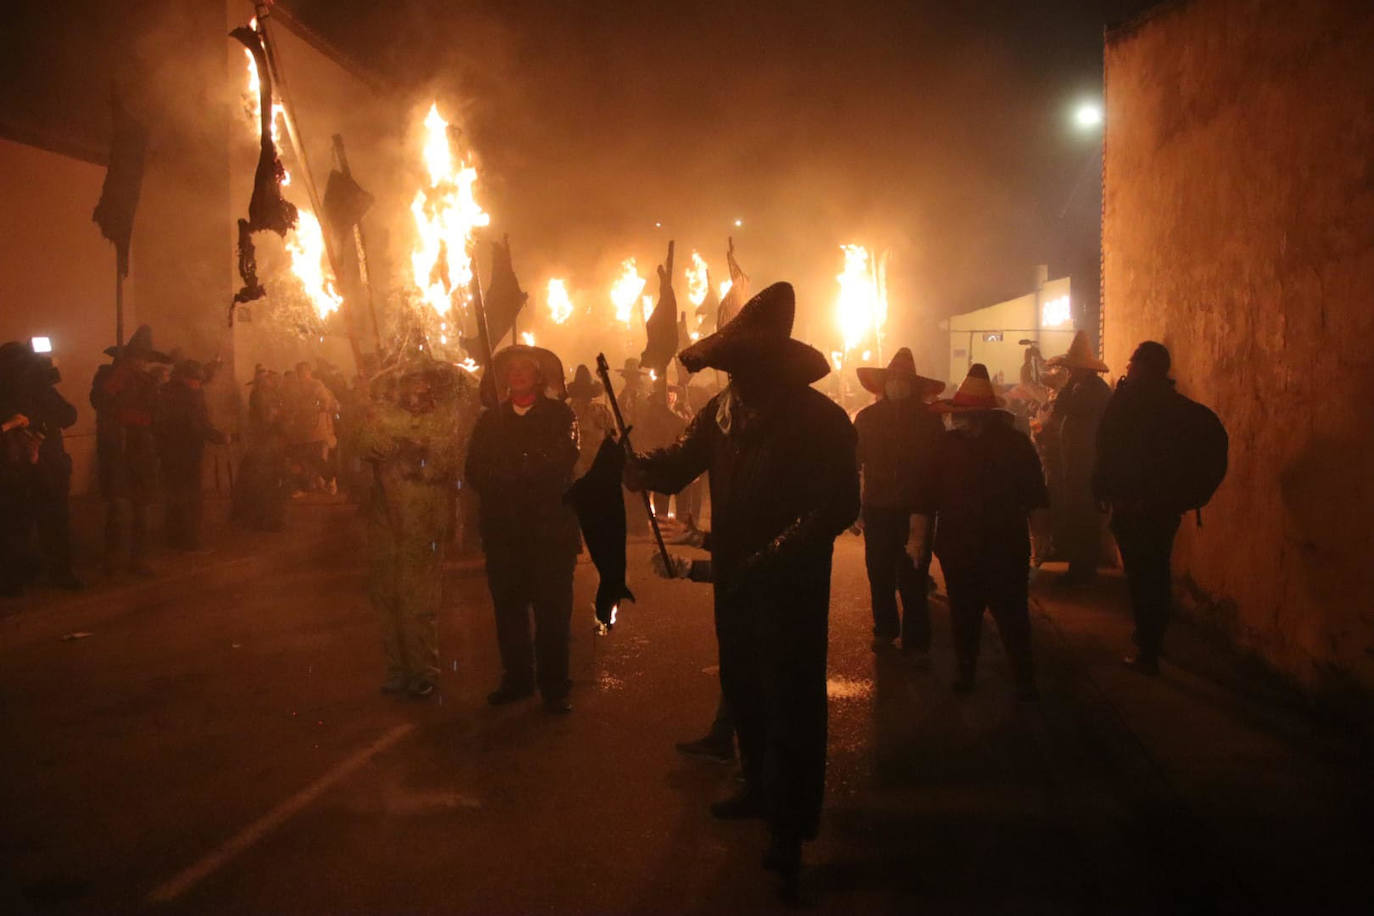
[[596, 353, 673, 572]]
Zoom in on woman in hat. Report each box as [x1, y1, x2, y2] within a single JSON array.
[[920, 363, 1049, 699], [626, 281, 859, 893], [853, 347, 946, 661], [1044, 330, 1111, 586], [465, 344, 581, 713]]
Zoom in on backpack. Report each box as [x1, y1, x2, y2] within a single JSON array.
[[1170, 395, 1228, 511]]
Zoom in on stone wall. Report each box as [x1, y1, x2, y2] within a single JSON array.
[[1102, 0, 1374, 697]]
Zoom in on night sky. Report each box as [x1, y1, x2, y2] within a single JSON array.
[[290, 0, 1151, 351]]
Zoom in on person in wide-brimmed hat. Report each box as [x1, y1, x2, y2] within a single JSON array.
[[628, 281, 858, 892], [852, 348, 946, 660], [466, 343, 581, 714], [1043, 331, 1111, 586], [916, 363, 1049, 699]]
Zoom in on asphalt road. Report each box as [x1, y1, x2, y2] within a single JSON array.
[[2, 533, 1369, 914]]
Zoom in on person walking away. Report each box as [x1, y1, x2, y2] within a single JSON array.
[[626, 282, 859, 896], [91, 325, 168, 576], [1045, 331, 1111, 585], [466, 345, 581, 714], [356, 355, 476, 697], [157, 360, 227, 550], [922, 364, 1050, 699], [853, 347, 946, 662], [1093, 341, 1227, 675]]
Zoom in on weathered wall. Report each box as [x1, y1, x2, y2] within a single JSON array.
[[1102, 0, 1374, 696]]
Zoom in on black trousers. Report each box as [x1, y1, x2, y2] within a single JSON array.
[[941, 556, 1034, 685], [486, 547, 577, 699], [34, 466, 74, 575], [1110, 508, 1181, 659], [862, 506, 931, 649], [717, 563, 830, 841]]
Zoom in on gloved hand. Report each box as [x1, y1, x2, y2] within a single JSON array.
[[905, 514, 932, 564], [651, 552, 693, 579]]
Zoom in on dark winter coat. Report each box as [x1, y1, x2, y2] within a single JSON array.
[[91, 361, 160, 501], [921, 416, 1049, 569], [637, 384, 859, 592], [465, 395, 581, 556], [156, 380, 225, 485], [1049, 372, 1111, 488], [1092, 376, 1211, 514], [853, 396, 944, 510]]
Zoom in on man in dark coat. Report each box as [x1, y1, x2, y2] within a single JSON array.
[[627, 282, 859, 892], [1093, 341, 1212, 675], [157, 360, 227, 550], [90, 325, 168, 576], [466, 345, 581, 714], [27, 350, 82, 588], [921, 364, 1050, 699], [853, 347, 946, 659], [1045, 331, 1112, 585]]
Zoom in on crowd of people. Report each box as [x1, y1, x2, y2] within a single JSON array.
[[1, 282, 1223, 901]]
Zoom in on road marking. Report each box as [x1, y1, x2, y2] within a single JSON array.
[[146, 723, 416, 904]]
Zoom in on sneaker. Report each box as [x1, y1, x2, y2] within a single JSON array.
[[675, 735, 735, 763], [709, 789, 767, 821], [487, 683, 535, 706]]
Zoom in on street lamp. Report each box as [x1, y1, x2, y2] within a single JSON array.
[[1074, 102, 1103, 131]]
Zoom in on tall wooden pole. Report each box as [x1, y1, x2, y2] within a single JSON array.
[[115, 264, 124, 349]]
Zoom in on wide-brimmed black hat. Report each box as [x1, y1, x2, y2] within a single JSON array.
[[566, 364, 601, 399], [104, 324, 170, 363], [491, 344, 567, 400], [676, 282, 829, 386], [856, 347, 945, 397], [616, 357, 646, 378]]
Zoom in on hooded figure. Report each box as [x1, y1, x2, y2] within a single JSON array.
[[852, 348, 946, 658], [921, 364, 1049, 698], [90, 324, 169, 576], [465, 344, 581, 713], [626, 281, 859, 890], [1044, 331, 1111, 585], [355, 355, 478, 697]]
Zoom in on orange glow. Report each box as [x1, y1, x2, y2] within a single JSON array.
[[547, 278, 574, 325], [835, 244, 884, 353], [610, 258, 647, 325], [285, 211, 343, 318], [410, 103, 491, 317], [685, 251, 709, 307]]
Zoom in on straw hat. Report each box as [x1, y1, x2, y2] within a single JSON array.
[[932, 363, 1007, 413], [856, 347, 946, 397], [1056, 331, 1109, 372], [491, 344, 567, 400], [566, 364, 601, 399], [676, 281, 829, 386], [616, 357, 646, 378]]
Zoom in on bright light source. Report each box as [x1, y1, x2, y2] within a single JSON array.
[[733, 218, 743, 227], [1074, 103, 1103, 129], [1042, 295, 1072, 328], [30, 336, 52, 353], [654, 221, 662, 228]]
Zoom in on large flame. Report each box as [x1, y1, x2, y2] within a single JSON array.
[[410, 103, 491, 317], [239, 30, 350, 319], [685, 251, 709, 307], [719, 279, 733, 300], [286, 211, 343, 317], [610, 258, 647, 326], [836, 244, 883, 353], [547, 278, 574, 325]]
